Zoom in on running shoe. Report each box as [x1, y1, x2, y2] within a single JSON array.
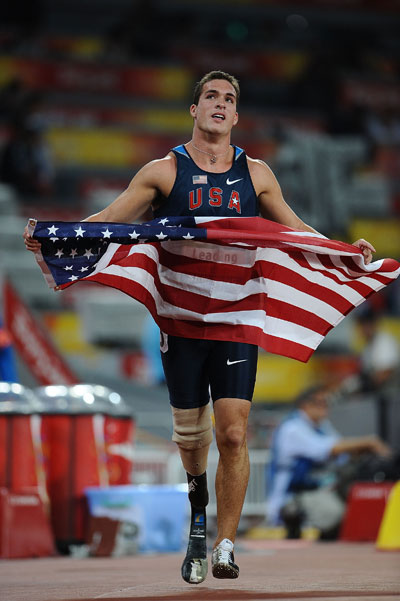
[[181, 508, 208, 584], [211, 538, 239, 579]]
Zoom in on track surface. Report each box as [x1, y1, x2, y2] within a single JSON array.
[[1, 540, 399, 601]]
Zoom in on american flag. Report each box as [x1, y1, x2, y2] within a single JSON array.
[[192, 175, 208, 184], [29, 216, 400, 362]]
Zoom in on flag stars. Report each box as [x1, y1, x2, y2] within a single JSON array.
[[83, 249, 94, 259], [158, 218, 169, 226], [129, 230, 140, 239], [101, 228, 113, 238], [69, 275, 78, 281], [50, 237, 59, 243], [182, 232, 195, 240], [69, 248, 78, 258], [47, 225, 59, 235], [64, 265, 73, 271], [156, 231, 168, 240], [74, 226, 86, 237], [80, 266, 89, 272], [55, 249, 64, 258]]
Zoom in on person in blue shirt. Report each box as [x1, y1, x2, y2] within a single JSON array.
[[266, 385, 391, 537], [24, 71, 377, 584], [0, 318, 18, 382]]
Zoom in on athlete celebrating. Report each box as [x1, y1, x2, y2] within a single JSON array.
[[24, 71, 375, 584]]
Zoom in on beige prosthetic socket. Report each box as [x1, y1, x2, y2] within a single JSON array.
[[172, 403, 213, 475], [172, 403, 213, 449]]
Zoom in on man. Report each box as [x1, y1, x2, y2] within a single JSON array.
[[0, 318, 19, 382], [356, 308, 399, 394], [24, 71, 375, 584], [266, 385, 391, 537]]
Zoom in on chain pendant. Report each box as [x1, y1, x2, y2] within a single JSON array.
[[189, 141, 230, 164]]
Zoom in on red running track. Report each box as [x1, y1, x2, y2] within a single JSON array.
[[1, 540, 399, 601]]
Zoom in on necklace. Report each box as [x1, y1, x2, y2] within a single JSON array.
[[189, 141, 231, 164]]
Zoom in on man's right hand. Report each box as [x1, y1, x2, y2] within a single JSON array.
[[368, 436, 392, 458], [23, 225, 41, 252], [332, 435, 392, 458]]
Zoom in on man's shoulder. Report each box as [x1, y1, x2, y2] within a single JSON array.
[[278, 412, 303, 433], [246, 155, 276, 187], [246, 156, 269, 171], [278, 411, 317, 436], [141, 152, 177, 183], [370, 331, 400, 361], [147, 152, 177, 171]]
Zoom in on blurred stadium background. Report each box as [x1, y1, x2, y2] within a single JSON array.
[[0, 0, 399, 534]]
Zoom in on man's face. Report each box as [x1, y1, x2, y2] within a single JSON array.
[[358, 319, 377, 343], [190, 79, 239, 135], [303, 393, 329, 424]]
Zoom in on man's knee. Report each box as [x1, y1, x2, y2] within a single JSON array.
[[172, 403, 213, 450], [216, 423, 247, 451]]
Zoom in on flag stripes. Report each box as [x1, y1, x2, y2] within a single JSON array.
[[30, 216, 400, 362]]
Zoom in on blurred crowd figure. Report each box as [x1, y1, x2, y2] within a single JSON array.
[[0, 317, 18, 382], [266, 385, 398, 539], [0, 78, 54, 201], [356, 309, 400, 395], [141, 315, 166, 386], [365, 107, 400, 148], [0, 119, 54, 199], [336, 304, 400, 444], [103, 0, 191, 63]]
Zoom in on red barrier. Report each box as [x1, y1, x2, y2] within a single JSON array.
[[0, 385, 47, 503], [0, 489, 54, 558], [105, 415, 135, 485], [40, 412, 106, 548], [35, 385, 135, 552], [340, 482, 395, 542]]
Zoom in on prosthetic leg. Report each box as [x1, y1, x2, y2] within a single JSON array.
[[181, 472, 209, 584], [171, 404, 213, 584]]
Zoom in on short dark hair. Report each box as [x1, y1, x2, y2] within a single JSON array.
[[294, 385, 328, 408], [356, 306, 378, 324], [192, 71, 240, 105]]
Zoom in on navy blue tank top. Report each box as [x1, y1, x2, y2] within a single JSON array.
[[153, 144, 259, 218]]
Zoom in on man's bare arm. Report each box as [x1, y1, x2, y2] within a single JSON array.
[[24, 154, 176, 251], [331, 435, 391, 458], [249, 157, 376, 264], [84, 155, 175, 223]]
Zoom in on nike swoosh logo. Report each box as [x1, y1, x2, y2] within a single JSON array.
[[226, 178, 243, 185], [226, 359, 247, 366]]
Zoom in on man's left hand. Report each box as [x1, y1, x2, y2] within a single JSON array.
[[352, 239, 376, 265]]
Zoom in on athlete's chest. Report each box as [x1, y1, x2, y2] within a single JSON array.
[[175, 167, 257, 215], [187, 172, 248, 213]]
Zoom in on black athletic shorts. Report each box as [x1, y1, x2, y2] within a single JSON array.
[[160, 333, 258, 409]]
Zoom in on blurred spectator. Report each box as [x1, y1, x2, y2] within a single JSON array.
[[0, 78, 30, 125], [290, 46, 340, 118], [0, 317, 19, 382], [0, 79, 45, 128], [356, 308, 400, 394], [327, 100, 369, 138], [104, 0, 167, 62], [0, 119, 54, 199], [365, 107, 400, 148], [266, 385, 392, 539], [141, 314, 166, 386], [1, 1, 44, 53]]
